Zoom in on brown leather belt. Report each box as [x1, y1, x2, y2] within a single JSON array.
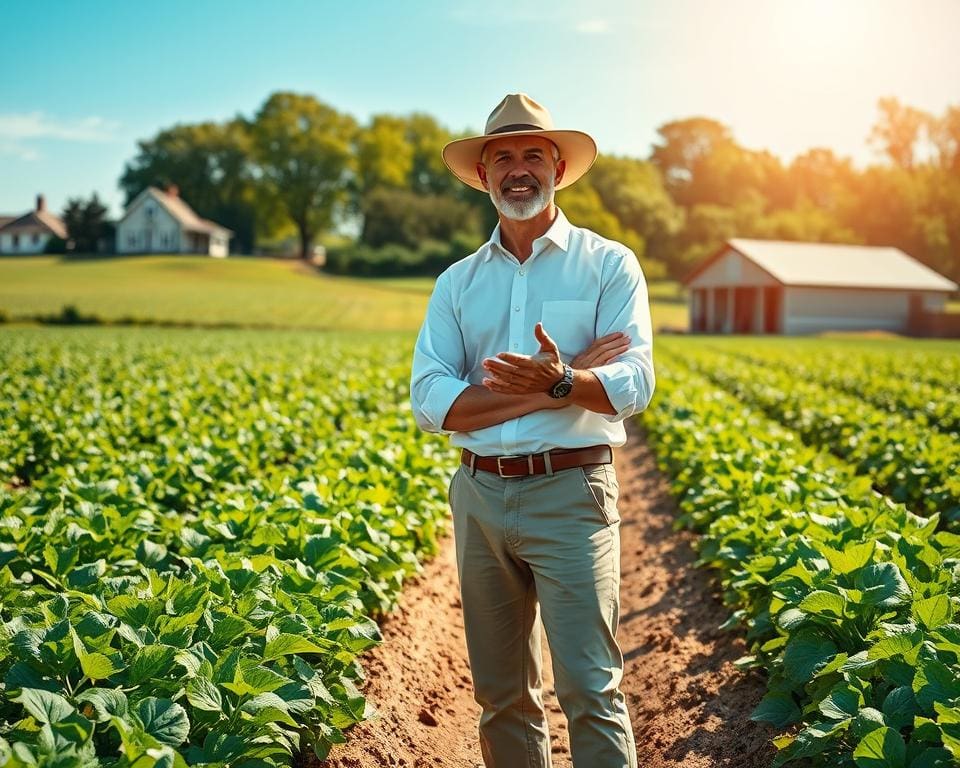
[[461, 444, 613, 478]]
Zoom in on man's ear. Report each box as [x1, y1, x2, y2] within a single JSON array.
[[476, 162, 489, 191], [554, 158, 567, 186]]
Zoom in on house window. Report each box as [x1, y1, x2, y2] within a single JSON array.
[[33, 233, 40, 244], [146, 205, 154, 218], [12, 234, 19, 247], [128, 234, 136, 246]]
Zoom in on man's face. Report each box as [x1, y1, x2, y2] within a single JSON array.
[[476, 135, 565, 221]]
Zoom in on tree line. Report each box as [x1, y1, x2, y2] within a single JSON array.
[[62, 92, 960, 283]]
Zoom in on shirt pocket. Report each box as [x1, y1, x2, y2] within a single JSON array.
[[541, 300, 596, 362]]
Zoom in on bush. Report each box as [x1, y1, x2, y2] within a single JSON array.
[[323, 231, 484, 277], [36, 304, 102, 325]]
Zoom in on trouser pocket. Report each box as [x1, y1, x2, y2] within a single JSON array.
[[578, 464, 620, 526]]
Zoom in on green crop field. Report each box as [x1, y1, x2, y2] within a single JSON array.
[[3, 279, 960, 765], [0, 326, 455, 765], [643, 335, 960, 767], [0, 254, 690, 333]]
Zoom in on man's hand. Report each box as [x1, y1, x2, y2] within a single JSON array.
[[481, 325, 631, 395], [481, 322, 564, 395], [570, 331, 630, 369]]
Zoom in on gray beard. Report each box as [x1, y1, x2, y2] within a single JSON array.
[[490, 177, 554, 221]]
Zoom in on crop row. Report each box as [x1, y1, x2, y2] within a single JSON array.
[[641, 348, 960, 767], [699, 342, 960, 438], [665, 342, 960, 523], [0, 328, 456, 767]]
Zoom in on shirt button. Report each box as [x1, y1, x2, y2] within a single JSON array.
[[513, 305, 520, 312], [512, 343, 518, 349], [518, 269, 525, 276]]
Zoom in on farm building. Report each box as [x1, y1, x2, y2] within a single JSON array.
[[683, 239, 960, 336], [115, 184, 233, 257], [0, 195, 67, 254]]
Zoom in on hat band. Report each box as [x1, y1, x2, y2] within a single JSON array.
[[487, 123, 544, 135]]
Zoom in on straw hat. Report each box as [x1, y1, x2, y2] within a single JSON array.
[[441, 93, 598, 192]]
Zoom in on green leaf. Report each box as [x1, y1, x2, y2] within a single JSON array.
[[853, 726, 906, 768], [882, 686, 918, 730], [868, 630, 923, 663], [912, 595, 953, 630], [819, 684, 861, 720], [50, 711, 95, 746], [857, 563, 912, 608], [799, 590, 847, 617], [751, 692, 801, 728], [263, 632, 332, 661], [185, 678, 223, 713], [136, 697, 190, 747], [782, 629, 839, 685], [13, 688, 74, 724], [75, 688, 129, 722], [914, 657, 960, 713], [818, 541, 876, 574], [934, 703, 960, 758], [128, 645, 178, 685], [909, 747, 953, 768], [79, 652, 122, 682]]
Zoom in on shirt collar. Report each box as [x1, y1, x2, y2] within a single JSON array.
[[482, 206, 572, 263]]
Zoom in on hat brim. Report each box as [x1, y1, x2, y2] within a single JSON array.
[[441, 129, 598, 192]]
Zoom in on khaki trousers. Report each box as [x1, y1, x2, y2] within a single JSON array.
[[448, 457, 637, 768]]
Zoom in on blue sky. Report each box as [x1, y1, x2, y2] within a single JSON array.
[[1, 0, 958, 219]]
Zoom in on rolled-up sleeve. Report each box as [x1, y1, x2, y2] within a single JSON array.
[[410, 269, 471, 434], [589, 247, 656, 422]]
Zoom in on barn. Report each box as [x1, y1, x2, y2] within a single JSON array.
[[115, 184, 233, 257], [683, 239, 959, 336]]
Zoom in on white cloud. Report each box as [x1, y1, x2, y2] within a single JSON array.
[[575, 19, 609, 34], [0, 112, 122, 161], [0, 140, 40, 161]]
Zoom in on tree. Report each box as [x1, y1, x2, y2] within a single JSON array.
[[928, 104, 960, 173], [356, 114, 414, 195], [650, 117, 735, 205], [119, 118, 266, 253], [586, 155, 683, 256], [360, 188, 481, 250], [869, 97, 930, 169], [250, 92, 358, 259], [62, 193, 109, 253]]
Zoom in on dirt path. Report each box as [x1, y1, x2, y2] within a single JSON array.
[[314, 421, 776, 768]]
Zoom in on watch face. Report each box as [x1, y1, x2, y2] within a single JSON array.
[[551, 380, 573, 398]]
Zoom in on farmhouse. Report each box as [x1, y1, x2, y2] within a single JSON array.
[[115, 184, 233, 257], [0, 195, 67, 254], [683, 239, 960, 336]]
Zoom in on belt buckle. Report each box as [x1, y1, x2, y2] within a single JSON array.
[[496, 455, 527, 478]]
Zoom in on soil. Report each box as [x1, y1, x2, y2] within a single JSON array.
[[313, 420, 778, 768]]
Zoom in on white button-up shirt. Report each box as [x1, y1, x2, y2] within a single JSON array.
[[409, 206, 655, 455]]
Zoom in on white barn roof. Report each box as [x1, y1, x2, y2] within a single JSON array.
[[716, 239, 958, 292]]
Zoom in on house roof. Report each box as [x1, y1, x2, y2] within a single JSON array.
[[685, 238, 959, 292], [0, 209, 67, 239], [119, 186, 233, 236]]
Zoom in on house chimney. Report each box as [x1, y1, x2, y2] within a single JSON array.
[[36, 194, 45, 212], [165, 184, 179, 198]]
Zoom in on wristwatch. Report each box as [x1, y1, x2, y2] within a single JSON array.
[[548, 364, 574, 398]]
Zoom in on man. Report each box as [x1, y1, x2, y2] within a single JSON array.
[[410, 93, 655, 768]]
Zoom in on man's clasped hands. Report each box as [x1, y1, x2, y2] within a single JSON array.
[[481, 323, 630, 396]]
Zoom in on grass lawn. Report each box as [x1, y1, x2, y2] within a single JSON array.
[[0, 254, 689, 333], [0, 255, 430, 332]]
